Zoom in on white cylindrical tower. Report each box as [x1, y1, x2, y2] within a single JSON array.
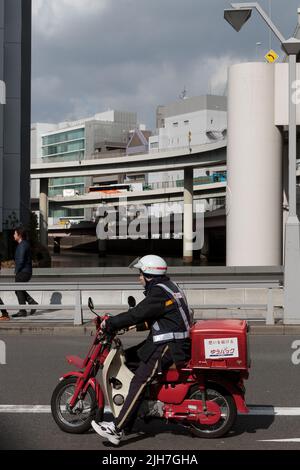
[[227, 63, 283, 266]]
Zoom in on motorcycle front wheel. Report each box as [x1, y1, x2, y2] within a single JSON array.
[[188, 384, 237, 439], [51, 377, 97, 434]]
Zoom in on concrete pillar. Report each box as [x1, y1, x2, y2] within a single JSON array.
[[183, 167, 193, 263], [227, 63, 283, 266], [40, 178, 49, 247]]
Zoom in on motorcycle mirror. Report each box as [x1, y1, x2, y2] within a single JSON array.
[[88, 297, 95, 312], [128, 296, 136, 308]]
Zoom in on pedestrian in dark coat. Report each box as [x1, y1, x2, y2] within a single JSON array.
[[12, 227, 37, 318]]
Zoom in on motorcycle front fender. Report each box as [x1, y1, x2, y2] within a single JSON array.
[[62, 371, 105, 410], [66, 355, 85, 369]]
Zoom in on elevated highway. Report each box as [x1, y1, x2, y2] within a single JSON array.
[[47, 181, 226, 208], [31, 140, 226, 180], [31, 140, 227, 261]]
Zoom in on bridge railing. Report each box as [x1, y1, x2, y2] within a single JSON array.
[[0, 281, 282, 326]]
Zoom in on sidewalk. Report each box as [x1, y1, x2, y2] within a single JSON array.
[[1, 317, 300, 336]]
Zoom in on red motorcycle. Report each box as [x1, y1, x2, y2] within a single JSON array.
[[51, 297, 250, 439]]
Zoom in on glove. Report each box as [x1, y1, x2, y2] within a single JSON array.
[[100, 315, 113, 333]]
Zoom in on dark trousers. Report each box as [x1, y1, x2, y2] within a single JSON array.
[[115, 344, 173, 431], [15, 272, 35, 312], [0, 297, 8, 316]]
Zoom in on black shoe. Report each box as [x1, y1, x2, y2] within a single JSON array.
[[28, 300, 38, 315], [12, 311, 27, 318]]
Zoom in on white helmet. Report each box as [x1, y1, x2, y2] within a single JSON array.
[[130, 255, 168, 276]]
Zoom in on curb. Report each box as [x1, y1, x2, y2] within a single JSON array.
[[249, 325, 300, 335], [1, 323, 300, 336], [0, 323, 151, 336], [0, 323, 95, 336]]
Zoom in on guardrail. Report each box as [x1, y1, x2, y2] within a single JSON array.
[[0, 281, 282, 326]]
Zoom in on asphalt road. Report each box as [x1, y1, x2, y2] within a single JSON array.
[[0, 333, 300, 450]]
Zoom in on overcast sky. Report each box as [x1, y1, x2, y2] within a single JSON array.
[[32, 0, 300, 129]]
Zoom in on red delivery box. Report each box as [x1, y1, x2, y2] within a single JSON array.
[[190, 319, 249, 370]]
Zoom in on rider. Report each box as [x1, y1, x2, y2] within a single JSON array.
[[91, 254, 192, 445]]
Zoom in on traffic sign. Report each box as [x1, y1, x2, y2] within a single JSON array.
[[265, 49, 279, 63]]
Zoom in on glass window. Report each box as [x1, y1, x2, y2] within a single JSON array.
[[49, 208, 84, 217], [49, 186, 85, 197], [49, 177, 84, 187], [42, 128, 85, 146], [42, 140, 85, 157]]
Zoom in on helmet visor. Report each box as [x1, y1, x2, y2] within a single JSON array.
[[128, 257, 141, 270]]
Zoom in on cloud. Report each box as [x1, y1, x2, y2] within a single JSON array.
[[31, 0, 300, 127], [198, 55, 247, 96], [32, 0, 108, 38]]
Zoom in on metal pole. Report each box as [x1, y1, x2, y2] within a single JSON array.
[[289, 54, 297, 217], [284, 53, 300, 324], [256, 41, 262, 60], [266, 288, 274, 326], [74, 290, 83, 326], [231, 3, 286, 43], [268, 0, 272, 50]]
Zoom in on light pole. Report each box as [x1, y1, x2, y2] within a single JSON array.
[[255, 41, 262, 61], [224, 2, 300, 323], [268, 0, 272, 50]]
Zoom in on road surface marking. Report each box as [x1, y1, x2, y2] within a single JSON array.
[[0, 405, 300, 415], [0, 405, 112, 414], [248, 406, 300, 416], [259, 438, 300, 442], [0, 405, 51, 413]]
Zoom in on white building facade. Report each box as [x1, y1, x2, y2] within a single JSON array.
[[148, 95, 227, 188]]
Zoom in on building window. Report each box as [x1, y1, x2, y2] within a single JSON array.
[[150, 142, 159, 149], [42, 128, 85, 146], [49, 177, 85, 197], [184, 120, 189, 125], [49, 208, 85, 219], [173, 122, 178, 128], [42, 140, 85, 158]]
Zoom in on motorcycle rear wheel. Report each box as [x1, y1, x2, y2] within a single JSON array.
[[188, 384, 237, 439], [51, 377, 97, 434]]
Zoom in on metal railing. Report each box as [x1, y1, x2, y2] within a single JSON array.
[[0, 281, 282, 326]]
